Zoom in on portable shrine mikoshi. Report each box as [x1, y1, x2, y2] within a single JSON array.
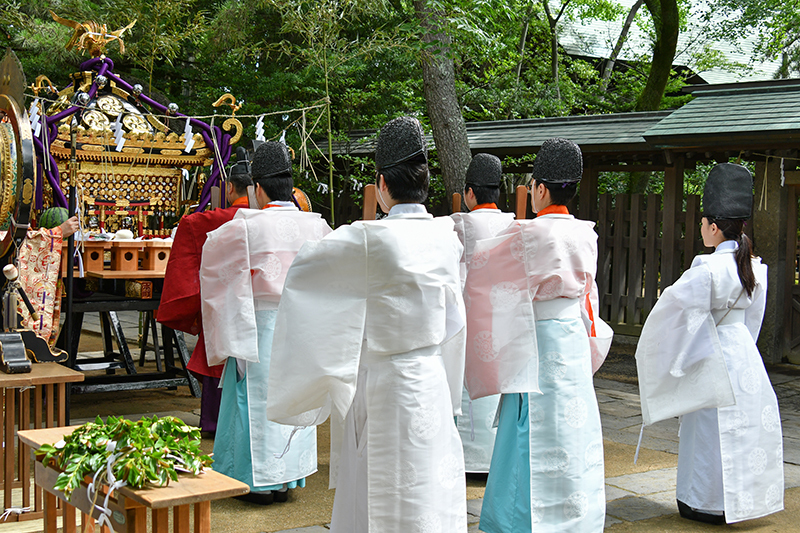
[[28, 19, 243, 238]]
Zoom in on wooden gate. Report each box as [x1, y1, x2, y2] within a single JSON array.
[[596, 193, 706, 335]]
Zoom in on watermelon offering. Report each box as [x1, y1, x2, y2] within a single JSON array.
[[39, 207, 70, 229]]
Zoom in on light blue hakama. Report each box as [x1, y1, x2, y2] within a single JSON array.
[[480, 316, 605, 533], [213, 310, 316, 492]]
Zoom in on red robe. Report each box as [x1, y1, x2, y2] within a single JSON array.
[[158, 198, 248, 378]]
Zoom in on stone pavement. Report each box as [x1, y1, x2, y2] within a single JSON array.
[[260, 371, 800, 532], [9, 312, 800, 532]]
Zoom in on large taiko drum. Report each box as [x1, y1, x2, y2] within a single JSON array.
[[0, 92, 36, 260]]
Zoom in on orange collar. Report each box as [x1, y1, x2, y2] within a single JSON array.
[[473, 203, 498, 211], [263, 203, 282, 210], [230, 196, 249, 207], [537, 204, 569, 217]]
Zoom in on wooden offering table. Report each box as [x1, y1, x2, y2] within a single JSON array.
[[1, 364, 84, 523], [18, 426, 249, 533]]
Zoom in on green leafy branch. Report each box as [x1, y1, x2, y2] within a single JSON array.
[[35, 415, 212, 498]]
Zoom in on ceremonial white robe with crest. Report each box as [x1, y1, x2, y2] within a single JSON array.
[[636, 241, 783, 522], [451, 208, 514, 472], [268, 204, 468, 533], [200, 206, 331, 490], [464, 213, 612, 533]]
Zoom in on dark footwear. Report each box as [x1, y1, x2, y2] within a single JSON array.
[[466, 472, 488, 482], [273, 489, 289, 503], [677, 500, 725, 525], [235, 491, 274, 505]]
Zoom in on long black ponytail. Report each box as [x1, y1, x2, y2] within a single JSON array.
[[709, 218, 755, 297]]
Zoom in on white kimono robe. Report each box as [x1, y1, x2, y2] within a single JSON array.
[[268, 204, 468, 533], [200, 206, 331, 490], [451, 208, 515, 472], [636, 241, 783, 522], [464, 213, 612, 533]]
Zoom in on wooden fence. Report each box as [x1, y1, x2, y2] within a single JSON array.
[[596, 193, 708, 335]]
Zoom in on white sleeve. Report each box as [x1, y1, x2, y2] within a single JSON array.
[[744, 260, 768, 342], [267, 225, 368, 426], [200, 219, 258, 366], [635, 262, 735, 425], [450, 214, 468, 289]]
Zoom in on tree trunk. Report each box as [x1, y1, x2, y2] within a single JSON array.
[[636, 0, 679, 111], [601, 0, 644, 90], [542, 1, 565, 102], [413, 1, 471, 210], [514, 3, 536, 88]]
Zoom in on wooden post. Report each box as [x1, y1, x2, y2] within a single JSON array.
[[580, 159, 599, 221], [611, 194, 628, 325], [194, 501, 211, 533], [627, 194, 644, 325], [4, 388, 14, 510], [515, 185, 528, 220], [44, 491, 58, 533], [784, 185, 798, 361], [174, 505, 191, 533], [642, 194, 660, 319], [20, 388, 31, 508], [64, 504, 77, 533], [683, 195, 701, 270], [153, 507, 169, 532], [597, 194, 611, 319], [754, 158, 789, 363], [661, 154, 684, 289], [362, 184, 377, 221], [452, 192, 462, 213]]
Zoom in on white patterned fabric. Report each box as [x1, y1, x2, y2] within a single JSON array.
[[637, 244, 783, 523], [464, 214, 607, 532], [267, 209, 468, 533], [201, 208, 331, 366], [199, 206, 331, 490], [463, 215, 612, 401], [451, 209, 514, 473]]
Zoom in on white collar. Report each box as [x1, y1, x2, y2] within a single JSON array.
[[267, 200, 297, 208], [388, 203, 428, 216], [714, 240, 738, 253]]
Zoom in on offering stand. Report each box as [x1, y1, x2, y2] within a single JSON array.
[[1, 364, 83, 523], [18, 426, 249, 533]]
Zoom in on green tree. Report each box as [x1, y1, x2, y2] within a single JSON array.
[[107, 0, 206, 94], [636, 0, 679, 111], [707, 1, 800, 78]]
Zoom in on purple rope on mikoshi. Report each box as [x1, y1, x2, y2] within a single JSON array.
[[33, 56, 232, 213], [32, 134, 67, 208]]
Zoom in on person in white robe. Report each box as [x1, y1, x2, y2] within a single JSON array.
[[636, 162, 783, 524], [451, 153, 514, 474], [465, 138, 612, 533], [267, 117, 468, 532], [200, 141, 331, 504]]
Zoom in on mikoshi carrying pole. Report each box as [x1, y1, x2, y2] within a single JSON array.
[[64, 116, 78, 422]]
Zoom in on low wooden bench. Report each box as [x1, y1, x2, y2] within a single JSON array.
[[18, 426, 249, 533], [1, 363, 83, 523]]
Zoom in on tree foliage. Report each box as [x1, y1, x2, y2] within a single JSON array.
[[2, 0, 796, 220]]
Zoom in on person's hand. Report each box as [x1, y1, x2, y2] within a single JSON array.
[[59, 216, 80, 239]]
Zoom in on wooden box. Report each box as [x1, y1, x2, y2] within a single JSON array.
[[110, 241, 145, 272], [61, 242, 111, 277], [142, 241, 172, 271], [83, 241, 112, 271], [125, 279, 153, 299]]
